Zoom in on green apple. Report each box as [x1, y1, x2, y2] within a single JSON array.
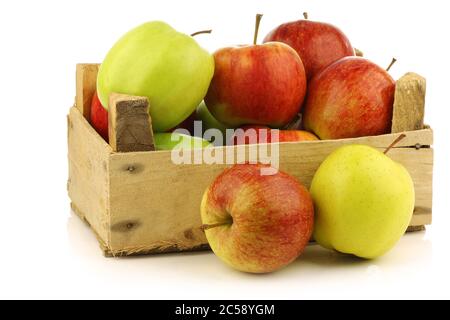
[[97, 21, 214, 132], [154, 133, 211, 150], [311, 144, 415, 259], [195, 101, 229, 146], [196, 101, 229, 134]]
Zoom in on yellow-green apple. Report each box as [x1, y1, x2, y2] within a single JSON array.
[[97, 21, 214, 132], [154, 133, 211, 150], [205, 15, 307, 128], [167, 111, 197, 136], [264, 14, 354, 80], [303, 57, 395, 140], [311, 144, 415, 259], [196, 101, 229, 135], [232, 125, 319, 145], [196, 101, 230, 146], [90, 92, 109, 141], [201, 164, 314, 273]]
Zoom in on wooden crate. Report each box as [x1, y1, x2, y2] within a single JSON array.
[[68, 64, 433, 257]]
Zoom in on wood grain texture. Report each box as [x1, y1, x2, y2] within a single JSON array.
[[68, 106, 111, 245], [106, 130, 433, 256], [71, 202, 111, 255], [392, 72, 426, 133], [76, 64, 100, 121], [108, 93, 155, 152]]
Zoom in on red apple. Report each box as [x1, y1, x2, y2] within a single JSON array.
[[264, 14, 354, 80], [205, 14, 307, 128], [201, 163, 314, 273], [90, 91, 109, 141], [303, 57, 395, 140], [232, 125, 319, 145]]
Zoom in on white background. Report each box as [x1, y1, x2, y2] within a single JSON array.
[[0, 0, 449, 300]]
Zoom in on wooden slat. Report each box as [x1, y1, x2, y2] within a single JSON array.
[[108, 93, 155, 152], [106, 131, 433, 256], [68, 106, 111, 245], [76, 64, 100, 121], [392, 72, 426, 133], [308, 128, 432, 148]]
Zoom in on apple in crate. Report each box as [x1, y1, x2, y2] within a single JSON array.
[[97, 21, 214, 132], [153, 133, 211, 150], [264, 14, 354, 80], [311, 144, 415, 259], [205, 15, 307, 128], [196, 101, 229, 136], [167, 111, 197, 136], [303, 57, 395, 140], [232, 125, 319, 145], [90, 92, 108, 141], [201, 164, 314, 273]]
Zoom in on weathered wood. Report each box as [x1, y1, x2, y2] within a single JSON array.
[[67, 106, 111, 243], [108, 93, 155, 153], [406, 225, 426, 233], [105, 130, 433, 256], [392, 72, 426, 133], [71, 202, 111, 254], [76, 64, 100, 121]]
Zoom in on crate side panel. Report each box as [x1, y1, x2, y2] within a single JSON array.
[[68, 106, 112, 244], [301, 128, 433, 148], [109, 154, 225, 254], [107, 131, 433, 255]]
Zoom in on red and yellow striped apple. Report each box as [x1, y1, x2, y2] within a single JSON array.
[[303, 57, 395, 140], [264, 14, 354, 80], [205, 15, 307, 128], [201, 164, 314, 273], [232, 125, 319, 145]]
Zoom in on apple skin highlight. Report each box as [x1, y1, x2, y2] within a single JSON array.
[[201, 164, 314, 274]]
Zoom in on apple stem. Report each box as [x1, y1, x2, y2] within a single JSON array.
[[386, 58, 397, 72], [283, 113, 303, 130], [253, 14, 264, 45], [303, 12, 309, 20], [201, 221, 232, 231], [355, 48, 364, 57], [190, 30, 213, 37], [384, 134, 407, 155]]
